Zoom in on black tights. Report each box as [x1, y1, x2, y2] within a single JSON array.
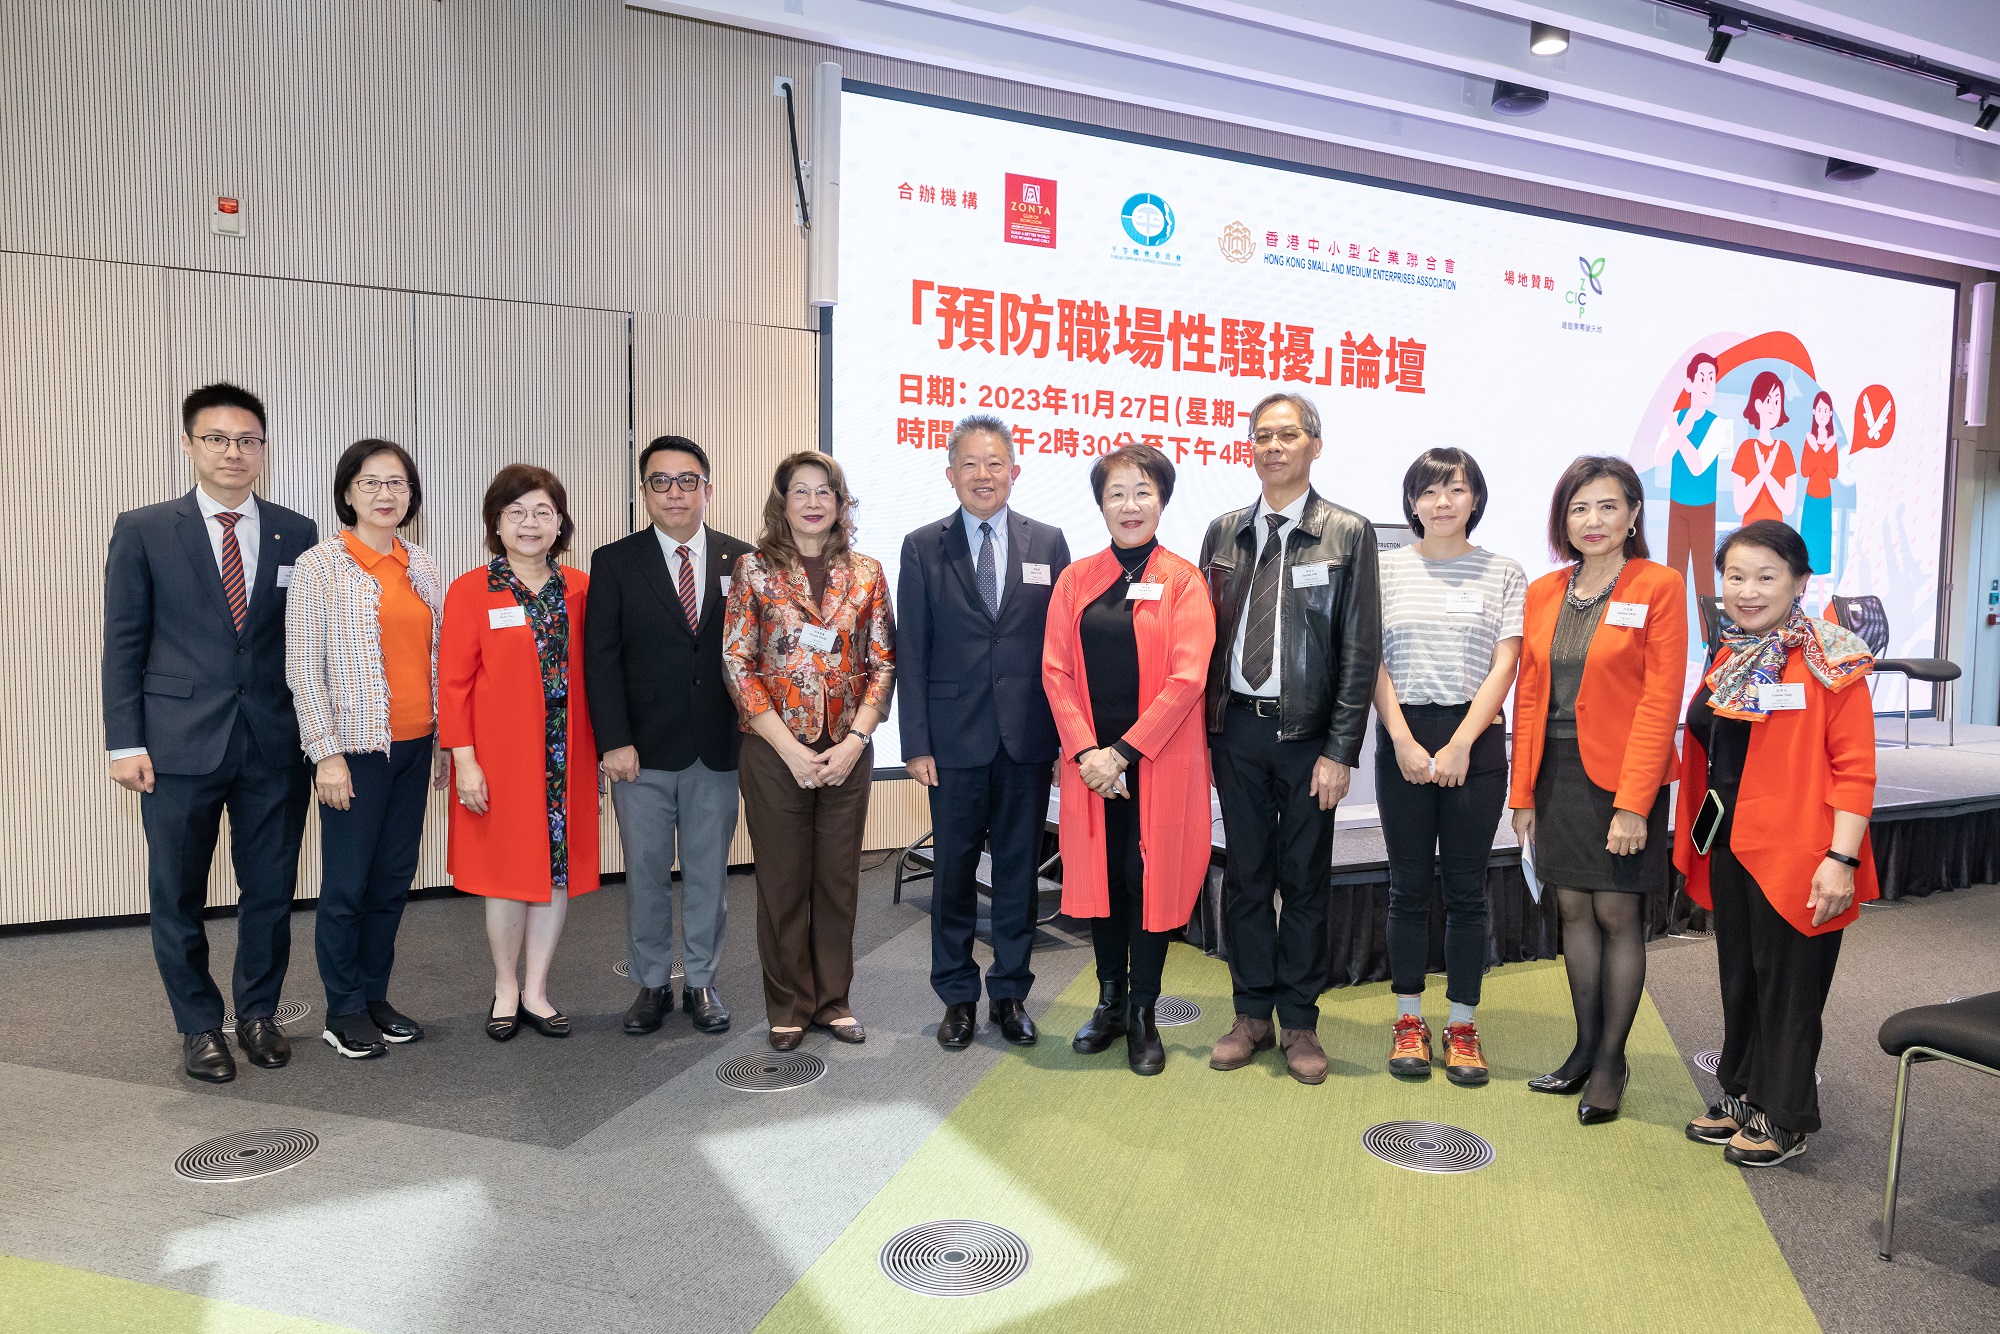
[[1553, 888, 1645, 1105], [1091, 768, 1170, 1005]]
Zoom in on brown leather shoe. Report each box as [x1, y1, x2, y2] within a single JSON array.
[[1389, 1014, 1433, 1078], [1209, 1015, 1275, 1071], [1442, 1021, 1489, 1086], [769, 1027, 804, 1051], [1280, 1028, 1328, 1085]]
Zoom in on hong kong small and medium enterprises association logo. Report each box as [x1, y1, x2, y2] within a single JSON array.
[[1217, 220, 1254, 263]]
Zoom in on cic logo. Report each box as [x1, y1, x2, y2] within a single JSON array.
[[1568, 256, 1606, 313]]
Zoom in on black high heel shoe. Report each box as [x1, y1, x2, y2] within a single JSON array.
[[1527, 1067, 1592, 1095], [520, 1003, 571, 1039], [486, 996, 521, 1043], [1577, 1069, 1630, 1124]]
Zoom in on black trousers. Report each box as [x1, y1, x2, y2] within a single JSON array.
[[314, 735, 433, 1018], [141, 715, 311, 1034], [1711, 834, 1843, 1133], [1375, 707, 1509, 1005], [929, 752, 1054, 1005], [1091, 762, 1171, 1004], [1213, 702, 1336, 1030]]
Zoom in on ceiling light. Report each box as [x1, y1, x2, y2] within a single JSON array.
[[1491, 81, 1551, 116], [1529, 22, 1569, 56], [1824, 158, 1877, 183], [1706, 9, 1748, 63], [1978, 102, 2000, 132]]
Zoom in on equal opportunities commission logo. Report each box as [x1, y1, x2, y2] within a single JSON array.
[[1113, 191, 1182, 267]]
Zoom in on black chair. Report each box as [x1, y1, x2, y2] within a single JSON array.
[[1875, 991, 2000, 1259], [1696, 594, 1724, 648], [892, 830, 1065, 928], [1827, 594, 1960, 748]]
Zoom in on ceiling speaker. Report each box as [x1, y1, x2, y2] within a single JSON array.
[[1491, 82, 1550, 116]]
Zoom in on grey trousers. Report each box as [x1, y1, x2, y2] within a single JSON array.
[[610, 761, 739, 989]]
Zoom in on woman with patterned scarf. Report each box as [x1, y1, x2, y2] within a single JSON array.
[[1674, 520, 1876, 1168]]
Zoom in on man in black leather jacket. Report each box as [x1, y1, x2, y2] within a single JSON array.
[[1198, 391, 1380, 1085]]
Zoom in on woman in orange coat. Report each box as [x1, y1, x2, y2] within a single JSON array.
[[1676, 520, 1875, 1168], [1510, 456, 1687, 1123], [439, 465, 600, 1042], [1042, 443, 1216, 1076]]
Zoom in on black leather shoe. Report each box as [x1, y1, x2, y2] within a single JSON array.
[[521, 1003, 571, 1038], [1528, 1067, 1592, 1095], [322, 1013, 388, 1060], [236, 1016, 291, 1069], [991, 998, 1038, 1046], [937, 1001, 977, 1049], [623, 986, 673, 1035], [1071, 979, 1128, 1054], [366, 1001, 423, 1044], [183, 1029, 237, 1083], [1126, 1001, 1165, 1076], [1578, 1069, 1630, 1125], [683, 986, 731, 1033], [486, 995, 521, 1042]]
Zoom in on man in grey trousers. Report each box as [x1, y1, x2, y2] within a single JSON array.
[[585, 436, 755, 1034]]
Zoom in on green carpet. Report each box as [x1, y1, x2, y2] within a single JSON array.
[[0, 1255, 363, 1333], [757, 947, 1818, 1334]]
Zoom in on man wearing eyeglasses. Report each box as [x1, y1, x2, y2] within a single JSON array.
[[898, 415, 1071, 1051], [1199, 392, 1380, 1085], [102, 382, 318, 1084], [584, 435, 755, 1036]]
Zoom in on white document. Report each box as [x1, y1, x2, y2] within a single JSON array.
[[799, 623, 838, 652], [488, 605, 527, 629], [275, 565, 294, 588], [1757, 682, 1807, 711], [1606, 600, 1648, 628], [1022, 562, 1052, 586], [1444, 590, 1482, 614], [1126, 582, 1164, 601], [1521, 839, 1543, 903], [1291, 561, 1330, 588]]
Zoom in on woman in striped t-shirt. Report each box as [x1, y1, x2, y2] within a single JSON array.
[[1372, 448, 1526, 1086]]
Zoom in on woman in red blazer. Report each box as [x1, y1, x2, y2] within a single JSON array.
[[1510, 456, 1687, 1123], [1042, 443, 1216, 1076], [439, 465, 600, 1042], [1675, 521, 1875, 1168]]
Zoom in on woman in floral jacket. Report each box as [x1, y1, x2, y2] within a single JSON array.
[[722, 451, 895, 1051]]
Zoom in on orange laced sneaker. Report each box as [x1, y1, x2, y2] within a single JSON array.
[[1389, 1014, 1433, 1078], [1443, 1021, 1489, 1086]]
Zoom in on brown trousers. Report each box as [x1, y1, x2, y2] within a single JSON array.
[[1666, 501, 1717, 606], [738, 731, 874, 1028]]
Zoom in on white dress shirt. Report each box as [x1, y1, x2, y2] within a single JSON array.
[[962, 505, 1010, 609], [1228, 490, 1308, 697], [655, 523, 707, 623]]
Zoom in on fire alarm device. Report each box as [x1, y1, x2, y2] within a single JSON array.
[[211, 196, 245, 236]]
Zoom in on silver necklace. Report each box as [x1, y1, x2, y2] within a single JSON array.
[[1114, 544, 1153, 583], [1566, 556, 1627, 609]]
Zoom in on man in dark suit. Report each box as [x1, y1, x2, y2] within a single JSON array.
[[898, 415, 1071, 1050], [103, 383, 317, 1083], [587, 435, 755, 1036]]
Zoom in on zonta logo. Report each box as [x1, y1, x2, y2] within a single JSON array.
[[1569, 256, 1606, 313], [1004, 173, 1058, 248]]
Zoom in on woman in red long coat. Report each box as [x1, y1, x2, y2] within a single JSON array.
[[439, 465, 600, 1042], [1042, 443, 1216, 1076]]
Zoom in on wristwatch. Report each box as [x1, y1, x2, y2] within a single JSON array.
[[1824, 849, 1862, 869]]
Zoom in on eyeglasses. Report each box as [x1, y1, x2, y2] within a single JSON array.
[[1250, 427, 1311, 446], [501, 505, 559, 525], [645, 471, 706, 494], [353, 477, 409, 495], [788, 486, 837, 504], [192, 432, 266, 455]]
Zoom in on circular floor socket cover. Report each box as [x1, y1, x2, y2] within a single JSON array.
[[1154, 996, 1201, 1026], [1361, 1121, 1494, 1174], [613, 958, 682, 980], [219, 1000, 311, 1034], [175, 1128, 319, 1183], [715, 1051, 825, 1093], [879, 1220, 1031, 1297], [1694, 1049, 1722, 1075]]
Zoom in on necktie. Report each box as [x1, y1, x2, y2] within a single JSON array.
[[675, 545, 700, 627], [215, 510, 248, 633], [975, 520, 999, 617], [1240, 513, 1287, 690]]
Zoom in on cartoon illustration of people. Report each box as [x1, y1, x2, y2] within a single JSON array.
[[1800, 390, 1839, 577], [1731, 369, 1798, 527], [1657, 352, 1732, 607]]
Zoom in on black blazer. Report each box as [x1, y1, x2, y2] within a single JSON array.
[[585, 523, 755, 773], [102, 489, 318, 776], [897, 508, 1070, 769]]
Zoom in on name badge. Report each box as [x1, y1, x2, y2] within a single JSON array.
[[720, 575, 733, 596], [489, 605, 527, 629], [275, 564, 294, 588], [1291, 562, 1330, 588], [1022, 562, 1052, 586], [1605, 601, 1648, 628], [1126, 583, 1164, 601], [799, 623, 838, 652], [1444, 590, 1482, 615], [1757, 682, 1807, 711]]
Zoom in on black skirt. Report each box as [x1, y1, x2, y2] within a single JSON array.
[[1532, 733, 1670, 895]]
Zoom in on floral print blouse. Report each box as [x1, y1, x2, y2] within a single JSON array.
[[721, 550, 895, 746], [489, 557, 571, 887]]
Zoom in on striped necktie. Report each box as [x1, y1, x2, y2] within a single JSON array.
[[1240, 513, 1286, 689], [215, 510, 248, 633], [675, 545, 700, 627]]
